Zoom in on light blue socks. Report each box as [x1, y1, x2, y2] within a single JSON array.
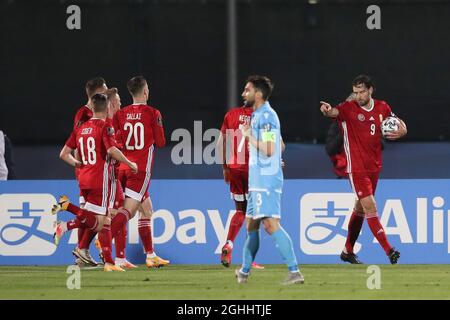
[[272, 227, 299, 272], [241, 230, 260, 274]]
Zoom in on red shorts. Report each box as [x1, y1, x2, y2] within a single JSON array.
[[108, 178, 125, 209], [348, 172, 379, 199], [229, 168, 248, 202], [118, 170, 151, 202], [80, 188, 109, 215]]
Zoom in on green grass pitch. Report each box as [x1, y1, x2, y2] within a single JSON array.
[[0, 264, 449, 300]]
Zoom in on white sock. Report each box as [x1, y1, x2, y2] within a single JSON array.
[[226, 240, 234, 249], [115, 257, 125, 264], [146, 253, 156, 259]]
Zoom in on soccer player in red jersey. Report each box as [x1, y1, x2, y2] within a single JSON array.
[[70, 77, 108, 267], [218, 106, 264, 269], [103, 87, 168, 268], [112, 76, 169, 268], [56, 93, 137, 271], [320, 75, 407, 264]]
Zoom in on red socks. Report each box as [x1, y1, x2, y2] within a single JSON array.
[[114, 224, 127, 259], [138, 218, 153, 254], [111, 208, 130, 238], [79, 229, 97, 250], [98, 224, 114, 264], [67, 219, 82, 231], [66, 203, 98, 230], [226, 210, 245, 243], [67, 203, 83, 216], [344, 211, 365, 254], [77, 227, 86, 249], [366, 212, 392, 255]]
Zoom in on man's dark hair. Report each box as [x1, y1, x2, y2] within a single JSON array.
[[91, 93, 108, 112], [246, 75, 274, 100], [127, 76, 147, 96], [85, 77, 106, 98], [352, 74, 375, 90]]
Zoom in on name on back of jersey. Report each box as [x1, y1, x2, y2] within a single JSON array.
[[127, 113, 142, 120], [81, 128, 93, 135], [239, 114, 251, 124]]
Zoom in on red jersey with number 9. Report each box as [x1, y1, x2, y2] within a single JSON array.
[[66, 118, 117, 190], [335, 99, 395, 173], [220, 106, 253, 171], [113, 104, 165, 172]]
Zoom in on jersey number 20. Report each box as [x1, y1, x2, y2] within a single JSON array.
[[124, 122, 145, 150]]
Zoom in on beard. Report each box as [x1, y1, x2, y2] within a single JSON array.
[[243, 98, 254, 107], [357, 98, 370, 107]]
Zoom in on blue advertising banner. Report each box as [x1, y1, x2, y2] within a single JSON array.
[[0, 180, 449, 265]]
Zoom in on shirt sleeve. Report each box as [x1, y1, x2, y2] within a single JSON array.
[[102, 124, 117, 150], [65, 130, 78, 149], [152, 109, 166, 148], [335, 101, 348, 121], [258, 112, 278, 143], [220, 113, 229, 134], [73, 108, 86, 130]]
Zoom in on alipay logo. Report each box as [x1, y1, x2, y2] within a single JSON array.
[[0, 194, 57, 256], [300, 193, 361, 255]]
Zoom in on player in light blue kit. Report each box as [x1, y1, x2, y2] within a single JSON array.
[[236, 75, 304, 285]]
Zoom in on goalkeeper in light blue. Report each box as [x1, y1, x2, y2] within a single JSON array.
[[236, 75, 304, 285]]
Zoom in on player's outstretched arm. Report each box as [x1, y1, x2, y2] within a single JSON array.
[[385, 118, 407, 140], [59, 145, 82, 168], [107, 146, 138, 173], [320, 101, 339, 118]]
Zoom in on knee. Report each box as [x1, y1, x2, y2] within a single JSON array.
[[140, 210, 152, 219], [263, 223, 276, 235], [95, 217, 105, 232]]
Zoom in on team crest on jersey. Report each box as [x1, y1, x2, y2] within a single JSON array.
[[357, 114, 365, 122]]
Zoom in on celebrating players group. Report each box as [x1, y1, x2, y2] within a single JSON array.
[[52, 74, 407, 284]]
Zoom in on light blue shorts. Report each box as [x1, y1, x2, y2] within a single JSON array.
[[246, 189, 281, 220]]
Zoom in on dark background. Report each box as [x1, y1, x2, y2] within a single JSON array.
[[1, 0, 449, 145]]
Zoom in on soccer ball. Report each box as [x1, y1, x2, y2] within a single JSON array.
[[381, 116, 400, 136]]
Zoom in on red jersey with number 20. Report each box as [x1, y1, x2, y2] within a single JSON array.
[[220, 106, 253, 171], [336, 99, 394, 173], [66, 118, 117, 190], [113, 104, 165, 172]]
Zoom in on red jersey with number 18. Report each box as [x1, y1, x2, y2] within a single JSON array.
[[220, 106, 253, 171], [66, 118, 117, 190], [113, 104, 165, 172], [336, 99, 394, 173]]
